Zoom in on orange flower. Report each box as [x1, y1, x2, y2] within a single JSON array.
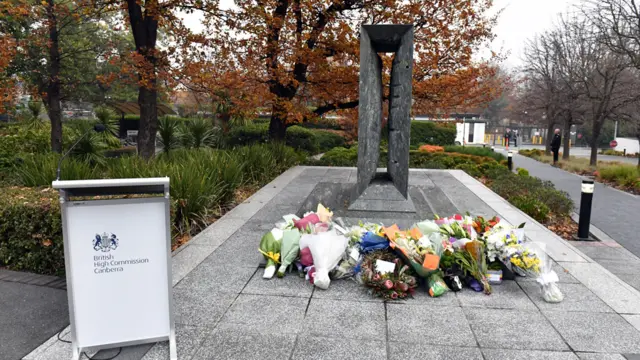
[[418, 145, 445, 153]]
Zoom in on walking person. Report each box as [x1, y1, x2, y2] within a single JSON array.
[[551, 129, 561, 166]]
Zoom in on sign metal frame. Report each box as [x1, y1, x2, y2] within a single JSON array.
[[53, 178, 177, 360]]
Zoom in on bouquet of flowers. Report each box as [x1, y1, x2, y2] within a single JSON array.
[[508, 242, 564, 303], [359, 250, 418, 300], [276, 229, 302, 278], [259, 228, 284, 279], [385, 224, 444, 278], [472, 215, 501, 237], [451, 240, 492, 294], [299, 229, 348, 289], [435, 214, 478, 240]]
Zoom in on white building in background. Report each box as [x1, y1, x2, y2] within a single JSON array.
[[413, 113, 487, 145], [613, 137, 639, 155]]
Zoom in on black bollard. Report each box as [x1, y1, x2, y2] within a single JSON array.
[[491, 146, 495, 152], [623, 149, 626, 156], [507, 151, 513, 171], [576, 179, 595, 240]]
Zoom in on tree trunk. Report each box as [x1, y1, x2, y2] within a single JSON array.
[[268, 101, 287, 140], [562, 115, 571, 160], [545, 120, 555, 155], [637, 134, 640, 168], [589, 119, 601, 167], [127, 0, 158, 159], [46, 0, 62, 153], [137, 86, 158, 158]]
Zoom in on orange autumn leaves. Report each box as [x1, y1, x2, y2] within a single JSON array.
[[418, 145, 445, 153]]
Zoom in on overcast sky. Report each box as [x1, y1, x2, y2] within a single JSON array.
[[489, 0, 579, 68]]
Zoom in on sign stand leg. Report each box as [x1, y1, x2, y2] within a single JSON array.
[[169, 334, 178, 360]]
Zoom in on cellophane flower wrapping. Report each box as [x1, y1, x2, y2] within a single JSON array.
[[388, 226, 445, 279], [277, 229, 302, 278], [259, 228, 283, 279], [522, 243, 564, 303], [299, 229, 348, 289]]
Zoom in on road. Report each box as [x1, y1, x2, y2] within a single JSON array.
[[498, 148, 640, 258]]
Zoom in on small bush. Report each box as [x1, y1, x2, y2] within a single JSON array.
[[519, 149, 545, 158], [315, 130, 347, 152], [517, 168, 530, 177], [0, 187, 64, 275], [285, 126, 318, 154], [510, 195, 550, 223], [598, 164, 640, 188], [225, 123, 269, 147], [317, 146, 358, 167], [410, 121, 456, 146], [444, 146, 506, 162], [14, 153, 98, 187]]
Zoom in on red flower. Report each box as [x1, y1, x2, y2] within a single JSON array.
[[453, 214, 463, 221], [383, 280, 394, 290], [372, 273, 381, 282], [390, 291, 398, 300], [395, 281, 409, 293]]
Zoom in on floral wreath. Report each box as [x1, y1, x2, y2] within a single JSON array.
[[359, 250, 419, 300]]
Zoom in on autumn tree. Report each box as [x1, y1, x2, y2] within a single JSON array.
[[0, 0, 131, 152], [200, 0, 500, 140]]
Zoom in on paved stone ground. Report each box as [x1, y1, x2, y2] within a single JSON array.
[[0, 270, 68, 360], [497, 147, 640, 292], [24, 167, 640, 360]]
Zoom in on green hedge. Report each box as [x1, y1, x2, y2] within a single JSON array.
[[225, 124, 345, 154], [410, 121, 456, 146], [444, 146, 506, 162], [0, 187, 64, 276]]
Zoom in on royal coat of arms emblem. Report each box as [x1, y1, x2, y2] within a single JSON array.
[[93, 232, 119, 252]]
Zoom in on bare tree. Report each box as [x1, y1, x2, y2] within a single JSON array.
[[587, 0, 640, 71]]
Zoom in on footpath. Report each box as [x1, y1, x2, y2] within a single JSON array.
[[497, 147, 640, 292]]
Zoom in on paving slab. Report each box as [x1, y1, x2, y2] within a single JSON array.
[[171, 244, 219, 286], [519, 282, 614, 313], [544, 311, 640, 353], [387, 304, 476, 346], [622, 314, 640, 332], [456, 281, 537, 310], [482, 349, 579, 360], [577, 354, 626, 360], [292, 336, 387, 360], [311, 278, 383, 302], [141, 325, 211, 360], [242, 271, 313, 298], [174, 261, 256, 295], [191, 328, 296, 360], [172, 288, 236, 327], [388, 342, 482, 360], [302, 299, 386, 340], [218, 294, 308, 335], [465, 308, 568, 351]]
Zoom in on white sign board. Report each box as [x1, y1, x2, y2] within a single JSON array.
[[127, 130, 139, 136], [65, 198, 172, 349]]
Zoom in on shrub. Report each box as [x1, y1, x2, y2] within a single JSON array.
[[225, 123, 322, 153], [444, 146, 506, 162], [519, 149, 545, 158], [409, 121, 456, 146], [510, 195, 550, 223], [490, 173, 573, 218], [598, 164, 640, 188], [517, 168, 530, 177], [315, 130, 347, 152], [181, 118, 219, 148], [317, 146, 358, 166], [0, 187, 64, 275], [285, 126, 318, 154], [158, 116, 183, 154], [14, 153, 98, 187]]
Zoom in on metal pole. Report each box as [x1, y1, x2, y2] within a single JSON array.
[[576, 179, 595, 240], [507, 151, 513, 171]]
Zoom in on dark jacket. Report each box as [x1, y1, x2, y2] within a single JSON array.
[[551, 133, 562, 151]]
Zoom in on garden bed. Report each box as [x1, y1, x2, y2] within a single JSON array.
[[519, 149, 640, 195]]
